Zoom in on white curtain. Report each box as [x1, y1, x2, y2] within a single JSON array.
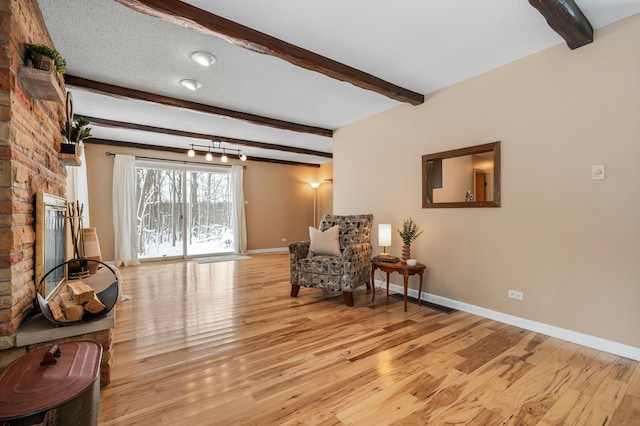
[[113, 154, 140, 266], [231, 165, 247, 255], [65, 143, 90, 226]]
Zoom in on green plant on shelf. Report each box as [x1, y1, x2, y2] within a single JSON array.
[[61, 117, 92, 144], [25, 43, 66, 74]]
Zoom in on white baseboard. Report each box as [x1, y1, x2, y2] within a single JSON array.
[[247, 247, 288, 254], [377, 280, 640, 361]]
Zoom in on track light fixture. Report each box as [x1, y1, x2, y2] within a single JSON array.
[[185, 141, 248, 163]]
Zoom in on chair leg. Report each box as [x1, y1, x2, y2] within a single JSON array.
[[290, 284, 300, 297], [343, 292, 354, 307]]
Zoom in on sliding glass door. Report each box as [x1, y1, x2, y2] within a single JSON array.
[[135, 161, 233, 260], [186, 169, 233, 256]]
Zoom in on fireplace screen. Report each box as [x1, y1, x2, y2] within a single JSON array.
[[35, 192, 67, 299]]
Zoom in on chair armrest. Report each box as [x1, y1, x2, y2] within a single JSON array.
[[342, 242, 372, 258], [289, 241, 310, 285], [289, 241, 310, 262], [341, 243, 373, 272]]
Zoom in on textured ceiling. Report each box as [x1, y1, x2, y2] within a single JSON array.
[[38, 0, 640, 165]]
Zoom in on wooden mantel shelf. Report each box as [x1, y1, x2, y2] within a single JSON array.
[[58, 152, 82, 166], [18, 66, 64, 103], [58, 144, 83, 166]]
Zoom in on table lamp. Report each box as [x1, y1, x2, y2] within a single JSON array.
[[378, 223, 392, 256]]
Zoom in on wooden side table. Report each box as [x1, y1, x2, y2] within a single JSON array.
[[371, 260, 426, 311]]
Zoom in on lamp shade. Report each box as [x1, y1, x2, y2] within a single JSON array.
[[378, 224, 392, 247]]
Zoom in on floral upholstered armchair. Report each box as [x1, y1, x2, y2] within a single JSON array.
[[289, 214, 373, 306]]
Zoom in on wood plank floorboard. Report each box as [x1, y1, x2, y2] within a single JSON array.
[[99, 253, 640, 425]]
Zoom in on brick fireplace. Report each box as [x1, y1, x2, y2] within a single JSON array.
[[0, 0, 114, 384]]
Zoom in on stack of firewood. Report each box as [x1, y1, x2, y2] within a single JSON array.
[[47, 281, 106, 322]]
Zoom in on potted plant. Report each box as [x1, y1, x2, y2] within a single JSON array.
[[397, 218, 423, 262], [25, 43, 66, 74], [60, 117, 91, 156]]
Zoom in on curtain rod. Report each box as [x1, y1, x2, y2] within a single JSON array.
[[105, 152, 247, 169]]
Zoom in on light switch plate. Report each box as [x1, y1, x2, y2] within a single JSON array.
[[592, 165, 605, 180]]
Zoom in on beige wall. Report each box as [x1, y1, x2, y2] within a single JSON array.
[[334, 14, 640, 348], [84, 143, 332, 260]]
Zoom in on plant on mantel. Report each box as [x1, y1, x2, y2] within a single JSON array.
[[397, 217, 423, 262]]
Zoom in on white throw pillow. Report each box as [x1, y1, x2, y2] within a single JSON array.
[[308, 225, 341, 257]]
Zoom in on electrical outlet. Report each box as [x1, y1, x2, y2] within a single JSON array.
[[508, 290, 524, 300], [281, 238, 287, 242], [592, 165, 605, 180]]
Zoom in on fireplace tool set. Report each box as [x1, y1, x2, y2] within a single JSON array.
[[67, 201, 90, 280]]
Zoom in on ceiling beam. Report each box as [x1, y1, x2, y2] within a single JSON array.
[[83, 115, 332, 159], [114, 0, 424, 106], [86, 138, 320, 167], [528, 0, 593, 50], [64, 75, 333, 137]]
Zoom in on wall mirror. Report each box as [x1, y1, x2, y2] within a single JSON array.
[[422, 141, 501, 208]]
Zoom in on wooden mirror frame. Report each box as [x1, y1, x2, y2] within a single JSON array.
[[422, 141, 501, 208]]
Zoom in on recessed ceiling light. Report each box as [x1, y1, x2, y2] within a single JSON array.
[[191, 51, 216, 67], [179, 79, 201, 91]]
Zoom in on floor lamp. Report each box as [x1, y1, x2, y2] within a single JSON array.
[[310, 181, 321, 227]]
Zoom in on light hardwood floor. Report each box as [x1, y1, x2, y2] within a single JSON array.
[[100, 252, 640, 425]]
